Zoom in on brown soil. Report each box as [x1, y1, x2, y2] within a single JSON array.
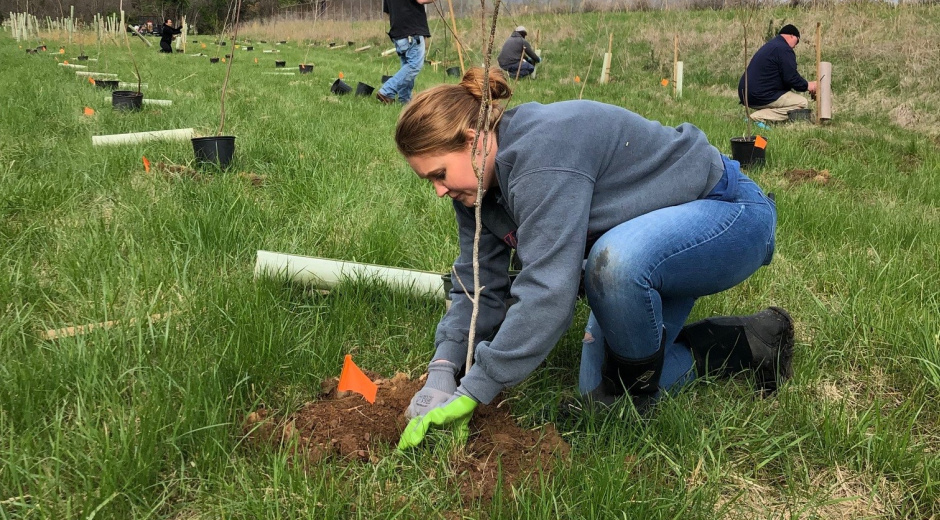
[[243, 373, 570, 502], [782, 168, 831, 185]]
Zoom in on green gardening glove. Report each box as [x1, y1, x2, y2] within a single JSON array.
[[398, 393, 478, 450]]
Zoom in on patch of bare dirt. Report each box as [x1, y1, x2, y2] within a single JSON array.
[[244, 373, 569, 502], [782, 168, 831, 185]]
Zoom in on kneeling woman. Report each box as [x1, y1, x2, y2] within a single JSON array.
[[397, 68, 793, 449]]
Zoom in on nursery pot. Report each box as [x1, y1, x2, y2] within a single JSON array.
[[331, 78, 353, 95], [347, 41, 354, 46], [729, 136, 767, 167], [192, 136, 236, 169], [381, 74, 393, 83], [225, 54, 232, 59], [112, 90, 143, 111], [95, 79, 120, 90], [279, 40, 287, 44], [210, 57, 220, 63], [446, 66, 461, 77], [275, 60, 286, 68], [77, 54, 89, 61], [299, 64, 313, 74], [246, 46, 253, 51], [355, 82, 374, 97], [787, 108, 812, 122]]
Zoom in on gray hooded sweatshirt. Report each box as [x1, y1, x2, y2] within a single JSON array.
[[434, 100, 725, 404]]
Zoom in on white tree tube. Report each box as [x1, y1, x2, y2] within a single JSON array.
[[118, 82, 147, 89], [58, 63, 87, 69], [254, 251, 446, 300], [676, 61, 684, 98], [102, 97, 172, 106], [92, 128, 194, 146], [76, 71, 118, 78], [819, 61, 833, 120]]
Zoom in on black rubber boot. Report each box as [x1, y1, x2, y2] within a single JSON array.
[[678, 306, 794, 395]]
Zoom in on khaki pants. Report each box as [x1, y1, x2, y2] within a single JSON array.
[[749, 92, 808, 123]]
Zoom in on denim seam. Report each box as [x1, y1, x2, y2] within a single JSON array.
[[637, 202, 746, 349]]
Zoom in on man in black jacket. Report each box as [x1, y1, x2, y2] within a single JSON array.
[[497, 26, 541, 79], [159, 19, 182, 54], [738, 24, 817, 123]]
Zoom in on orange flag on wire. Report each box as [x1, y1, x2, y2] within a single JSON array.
[[754, 135, 767, 150], [254, 57, 258, 64], [574, 75, 581, 83], [142, 156, 151, 173], [63, 60, 69, 64], [89, 77, 95, 84], [83, 107, 95, 116], [339, 71, 344, 79], [337, 354, 377, 404], [661, 78, 669, 87]]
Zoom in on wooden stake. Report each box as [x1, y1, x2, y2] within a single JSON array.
[[815, 22, 822, 125], [446, 0, 465, 75]]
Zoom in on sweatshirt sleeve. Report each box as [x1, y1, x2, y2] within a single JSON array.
[[523, 40, 541, 63], [778, 47, 808, 92], [457, 169, 593, 404], [433, 200, 512, 370]]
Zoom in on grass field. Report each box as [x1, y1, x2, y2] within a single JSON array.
[[1, 2, 939, 518]]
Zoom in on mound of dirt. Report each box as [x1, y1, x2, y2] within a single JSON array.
[[783, 168, 831, 185], [244, 373, 570, 501]]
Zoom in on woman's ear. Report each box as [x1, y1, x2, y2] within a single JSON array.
[[464, 129, 478, 148]]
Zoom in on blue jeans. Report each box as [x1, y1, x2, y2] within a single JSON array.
[[504, 61, 535, 78], [378, 35, 425, 103], [578, 157, 777, 395]]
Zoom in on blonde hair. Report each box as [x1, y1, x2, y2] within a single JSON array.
[[395, 67, 512, 158]]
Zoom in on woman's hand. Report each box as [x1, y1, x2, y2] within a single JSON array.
[[405, 360, 458, 419], [398, 393, 477, 449]]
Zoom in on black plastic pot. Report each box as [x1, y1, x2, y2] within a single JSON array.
[[279, 40, 287, 44], [260, 40, 267, 43], [26, 49, 37, 54], [77, 54, 89, 61], [299, 64, 313, 74], [381, 74, 393, 83], [220, 41, 227, 46], [95, 79, 120, 90], [355, 82, 374, 97], [787, 108, 812, 122], [246, 46, 253, 51], [730, 136, 767, 167], [210, 57, 220, 63], [275, 60, 285, 68], [192, 136, 236, 169], [112, 90, 143, 111], [347, 41, 354, 46], [224, 54, 232, 59], [446, 66, 461, 77], [331, 78, 353, 95], [328, 42, 336, 48]]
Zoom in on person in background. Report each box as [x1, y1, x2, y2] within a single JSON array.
[[159, 18, 182, 54], [497, 26, 541, 79], [738, 24, 817, 123], [394, 68, 795, 449], [375, 0, 437, 105]]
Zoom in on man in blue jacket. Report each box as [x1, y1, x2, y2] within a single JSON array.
[[738, 24, 817, 123]]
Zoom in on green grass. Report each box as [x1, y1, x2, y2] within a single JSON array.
[[2, 3, 939, 518]]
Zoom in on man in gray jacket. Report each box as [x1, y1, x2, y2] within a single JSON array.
[[497, 26, 541, 78]]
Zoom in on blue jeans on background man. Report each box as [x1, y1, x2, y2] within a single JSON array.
[[378, 35, 425, 104], [578, 157, 777, 397], [504, 61, 535, 78]]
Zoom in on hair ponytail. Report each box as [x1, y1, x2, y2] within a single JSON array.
[[396, 67, 512, 158]]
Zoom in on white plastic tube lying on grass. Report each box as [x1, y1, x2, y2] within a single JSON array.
[[254, 250, 446, 300], [76, 71, 118, 78], [118, 82, 147, 89], [58, 63, 87, 69], [101, 97, 172, 106], [92, 128, 193, 146]]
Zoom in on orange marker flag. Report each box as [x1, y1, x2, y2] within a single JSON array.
[[338, 71, 344, 79], [221, 57, 226, 63], [754, 135, 767, 150], [661, 78, 669, 87], [201, 43, 207, 49], [254, 57, 258, 64], [63, 60, 69, 64], [142, 156, 151, 173], [89, 77, 95, 84], [574, 75, 581, 83], [59, 48, 65, 54], [83, 107, 95, 116], [337, 354, 377, 404]]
